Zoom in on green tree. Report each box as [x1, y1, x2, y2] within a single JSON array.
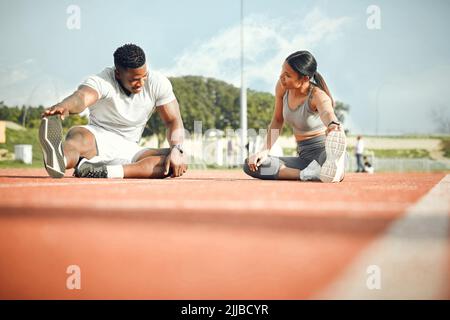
[[0, 77, 350, 139], [334, 101, 350, 125]]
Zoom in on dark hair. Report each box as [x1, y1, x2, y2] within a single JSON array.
[[113, 43, 146, 69], [286, 50, 334, 106]]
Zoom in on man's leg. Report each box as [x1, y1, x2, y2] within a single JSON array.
[[122, 148, 171, 179], [74, 148, 174, 179], [39, 115, 66, 178], [39, 115, 97, 178], [63, 127, 98, 168], [356, 154, 362, 172]]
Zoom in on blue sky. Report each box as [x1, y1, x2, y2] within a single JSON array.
[[0, 0, 449, 135]]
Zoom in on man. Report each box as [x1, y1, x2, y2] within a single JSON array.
[[39, 43, 187, 179], [355, 135, 364, 172]]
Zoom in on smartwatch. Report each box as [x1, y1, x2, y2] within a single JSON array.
[[327, 121, 341, 127], [172, 144, 184, 154]]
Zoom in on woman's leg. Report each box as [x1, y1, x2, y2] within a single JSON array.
[[277, 157, 306, 180], [276, 138, 327, 180], [243, 156, 283, 180], [275, 141, 328, 181], [243, 155, 310, 180]]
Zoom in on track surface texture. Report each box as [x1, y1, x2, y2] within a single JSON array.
[[0, 168, 448, 299]]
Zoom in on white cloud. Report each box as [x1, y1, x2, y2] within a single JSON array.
[[162, 8, 351, 92], [0, 58, 74, 107], [0, 9, 351, 108], [0, 59, 36, 87]]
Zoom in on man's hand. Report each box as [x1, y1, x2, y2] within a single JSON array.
[[41, 104, 70, 120], [164, 146, 187, 177]]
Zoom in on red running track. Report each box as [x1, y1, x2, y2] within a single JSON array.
[[0, 169, 448, 299]]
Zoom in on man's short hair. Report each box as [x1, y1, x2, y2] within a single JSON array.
[[113, 44, 146, 69]]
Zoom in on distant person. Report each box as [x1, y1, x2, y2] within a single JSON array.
[[355, 135, 365, 172], [39, 43, 187, 179], [227, 138, 234, 168], [243, 50, 346, 183], [363, 156, 374, 174]]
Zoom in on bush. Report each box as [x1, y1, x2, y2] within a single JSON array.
[[441, 138, 450, 158]]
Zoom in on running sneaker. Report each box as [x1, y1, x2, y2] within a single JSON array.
[[320, 129, 347, 183], [39, 115, 65, 178], [73, 159, 108, 178], [300, 160, 322, 181]]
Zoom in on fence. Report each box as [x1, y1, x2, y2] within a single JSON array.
[[142, 135, 450, 172]]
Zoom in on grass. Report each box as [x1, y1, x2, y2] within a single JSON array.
[[346, 146, 430, 159], [371, 149, 431, 159], [441, 138, 450, 158], [347, 134, 450, 139], [0, 128, 44, 168], [0, 160, 43, 168]]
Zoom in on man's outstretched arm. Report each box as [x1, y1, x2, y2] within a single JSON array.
[[41, 85, 99, 119]]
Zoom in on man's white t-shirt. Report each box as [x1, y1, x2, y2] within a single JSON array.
[[80, 67, 176, 143], [355, 139, 365, 155]]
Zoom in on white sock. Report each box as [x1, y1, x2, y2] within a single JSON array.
[[106, 165, 124, 179], [299, 160, 321, 181], [299, 170, 306, 181], [64, 156, 67, 168]]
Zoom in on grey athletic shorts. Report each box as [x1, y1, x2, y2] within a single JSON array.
[[243, 135, 327, 180]]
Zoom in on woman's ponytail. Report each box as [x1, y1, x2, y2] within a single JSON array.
[[313, 72, 334, 107]]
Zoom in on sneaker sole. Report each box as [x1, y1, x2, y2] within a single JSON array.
[[39, 116, 65, 178], [320, 130, 347, 183]]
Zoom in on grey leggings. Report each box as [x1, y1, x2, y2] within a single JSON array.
[[243, 135, 327, 180]]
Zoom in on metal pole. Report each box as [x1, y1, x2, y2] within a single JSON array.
[[240, 0, 247, 162]]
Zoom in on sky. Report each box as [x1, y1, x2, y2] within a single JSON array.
[[0, 0, 449, 135]]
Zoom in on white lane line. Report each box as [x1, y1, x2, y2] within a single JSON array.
[[1, 198, 410, 215], [0, 180, 152, 188], [317, 174, 449, 299], [0, 178, 248, 188]]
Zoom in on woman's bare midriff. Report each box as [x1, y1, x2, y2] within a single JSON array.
[[294, 129, 326, 142]]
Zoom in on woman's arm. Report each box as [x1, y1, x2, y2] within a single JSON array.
[[247, 80, 285, 171], [262, 79, 285, 151], [312, 89, 341, 134]]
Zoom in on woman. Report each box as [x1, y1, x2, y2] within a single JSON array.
[[243, 50, 346, 183]]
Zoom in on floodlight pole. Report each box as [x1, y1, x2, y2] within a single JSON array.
[[240, 0, 248, 162]]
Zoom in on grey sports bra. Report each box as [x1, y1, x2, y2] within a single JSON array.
[[282, 86, 326, 135]]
